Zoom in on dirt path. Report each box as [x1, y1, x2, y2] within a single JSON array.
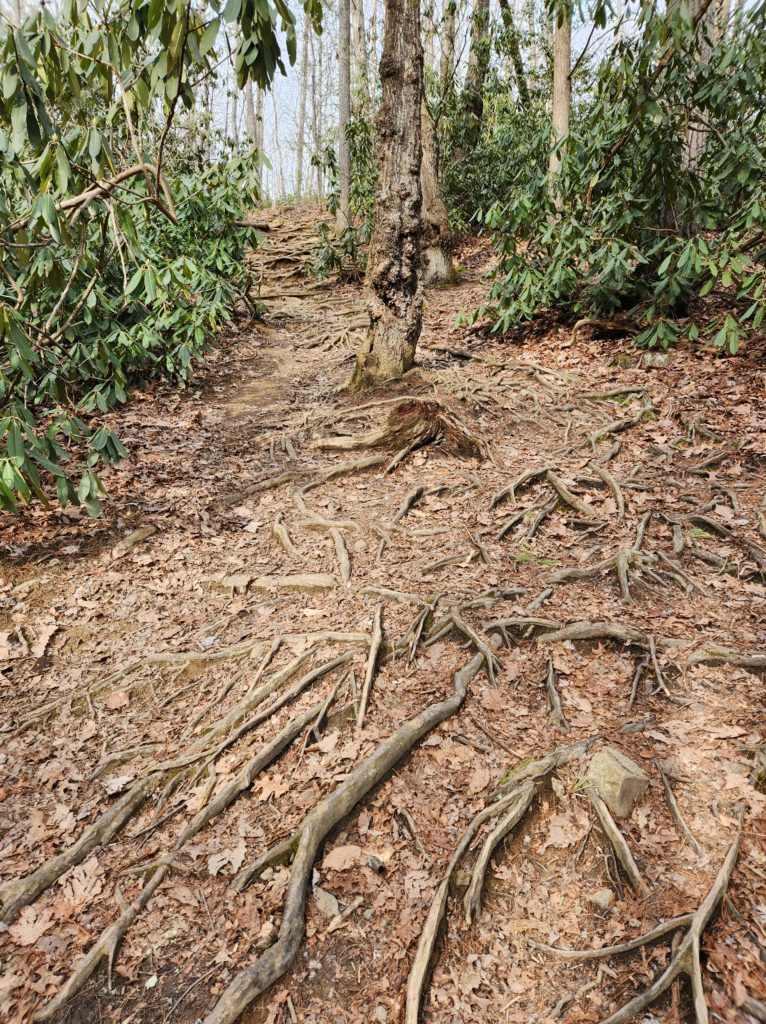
[[1, 209, 765, 1024]]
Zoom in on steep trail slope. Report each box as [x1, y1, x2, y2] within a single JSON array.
[[1, 209, 764, 1024]]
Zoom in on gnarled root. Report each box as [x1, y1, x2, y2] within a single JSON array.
[[312, 399, 489, 464], [201, 636, 502, 1024], [405, 739, 592, 1023], [531, 808, 743, 1024]]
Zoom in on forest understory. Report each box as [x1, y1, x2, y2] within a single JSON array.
[[1, 209, 765, 1024]]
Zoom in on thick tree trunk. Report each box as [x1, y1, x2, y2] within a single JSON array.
[[351, 0, 424, 388], [337, 0, 352, 232], [463, 0, 491, 144], [421, 100, 453, 284], [548, 3, 571, 201], [296, 11, 309, 199]]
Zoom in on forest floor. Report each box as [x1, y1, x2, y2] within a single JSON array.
[[1, 207, 765, 1024]]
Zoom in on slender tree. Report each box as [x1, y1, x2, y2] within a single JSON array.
[[296, 10, 310, 199], [498, 0, 530, 105], [439, 0, 456, 97], [337, 0, 352, 231], [463, 0, 491, 144], [351, 0, 424, 387], [421, 99, 453, 283], [548, 0, 571, 201]]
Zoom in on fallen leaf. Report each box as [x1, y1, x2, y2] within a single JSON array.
[[322, 844, 362, 872], [8, 906, 54, 946], [467, 766, 490, 795], [105, 690, 130, 710]]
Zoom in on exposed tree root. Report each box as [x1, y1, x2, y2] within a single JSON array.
[[312, 399, 489, 465], [405, 740, 591, 1023], [36, 695, 331, 1020], [545, 658, 570, 732], [356, 603, 384, 727], [1, 651, 347, 923], [0, 774, 161, 924], [200, 636, 502, 1024], [585, 404, 653, 452], [532, 811, 743, 1024], [655, 758, 706, 859], [463, 780, 537, 922], [588, 788, 647, 896], [685, 644, 766, 670], [331, 528, 352, 585]]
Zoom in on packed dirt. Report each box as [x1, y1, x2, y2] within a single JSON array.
[[1, 208, 765, 1024]]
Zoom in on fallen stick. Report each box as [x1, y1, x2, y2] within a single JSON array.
[[201, 635, 502, 1024]]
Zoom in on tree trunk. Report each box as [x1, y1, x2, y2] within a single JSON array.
[[337, 0, 352, 232], [351, 0, 371, 107], [351, 0, 424, 388], [439, 0, 456, 97], [497, 0, 530, 106], [548, 2, 571, 202], [683, 0, 715, 172], [463, 0, 491, 145], [296, 10, 309, 199], [421, 100, 453, 284], [272, 89, 285, 204]]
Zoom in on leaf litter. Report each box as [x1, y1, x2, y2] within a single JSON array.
[[0, 216, 764, 1024]]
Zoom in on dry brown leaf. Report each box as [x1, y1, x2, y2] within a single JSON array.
[[322, 843, 362, 872]]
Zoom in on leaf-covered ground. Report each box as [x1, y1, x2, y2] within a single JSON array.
[[1, 209, 765, 1024]]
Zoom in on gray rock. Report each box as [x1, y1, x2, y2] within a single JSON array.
[[586, 747, 650, 818], [313, 887, 340, 919], [589, 888, 615, 911]]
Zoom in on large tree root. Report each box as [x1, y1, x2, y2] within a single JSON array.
[[1, 651, 346, 923], [588, 789, 646, 896], [312, 399, 489, 466], [531, 812, 743, 1024], [199, 635, 502, 1024], [35, 695, 332, 1021], [405, 739, 591, 1023]]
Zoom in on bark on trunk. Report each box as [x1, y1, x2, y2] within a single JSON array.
[[497, 0, 530, 106], [351, 0, 424, 388], [439, 0, 456, 97], [463, 0, 491, 145], [548, 3, 571, 203], [337, 0, 352, 232], [421, 100, 453, 284]]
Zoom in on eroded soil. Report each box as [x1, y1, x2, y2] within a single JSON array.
[[1, 209, 765, 1024]]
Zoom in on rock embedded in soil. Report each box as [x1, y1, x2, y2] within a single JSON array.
[[586, 747, 650, 818], [588, 887, 615, 911]]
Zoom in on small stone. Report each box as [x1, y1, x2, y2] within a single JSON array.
[[373, 1007, 388, 1023], [313, 887, 340, 920], [589, 888, 615, 911], [587, 747, 650, 818]]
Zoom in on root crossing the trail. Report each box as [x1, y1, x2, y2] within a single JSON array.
[[2, 211, 763, 1024]]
